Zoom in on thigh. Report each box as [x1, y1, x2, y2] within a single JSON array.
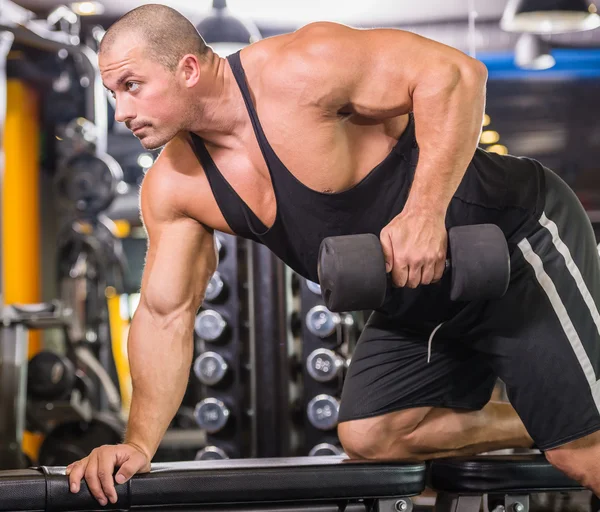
[[338, 312, 497, 423], [474, 168, 600, 451]]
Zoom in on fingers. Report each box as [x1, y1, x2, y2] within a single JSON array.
[[98, 449, 119, 504], [67, 458, 87, 494], [67, 444, 150, 507], [379, 229, 394, 274], [115, 451, 147, 485], [84, 452, 108, 506], [432, 258, 446, 283], [392, 261, 409, 288]]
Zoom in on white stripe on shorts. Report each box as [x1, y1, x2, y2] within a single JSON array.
[[518, 233, 600, 413]]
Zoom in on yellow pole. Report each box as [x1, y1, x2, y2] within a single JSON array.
[[4, 79, 43, 460], [106, 286, 132, 415]]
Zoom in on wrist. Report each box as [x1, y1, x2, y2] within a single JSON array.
[[124, 439, 154, 460], [401, 201, 447, 220]]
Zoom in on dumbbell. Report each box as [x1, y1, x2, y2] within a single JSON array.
[[194, 397, 230, 434], [193, 351, 229, 386], [305, 306, 354, 339], [204, 271, 228, 303], [318, 224, 510, 312], [308, 443, 345, 457], [27, 351, 77, 402], [195, 310, 228, 343], [306, 348, 345, 383], [307, 394, 340, 431], [195, 446, 229, 460]]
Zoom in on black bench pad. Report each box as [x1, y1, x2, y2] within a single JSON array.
[[0, 456, 426, 512], [428, 455, 583, 494]]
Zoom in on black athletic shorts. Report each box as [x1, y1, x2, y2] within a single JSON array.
[[338, 167, 600, 451]]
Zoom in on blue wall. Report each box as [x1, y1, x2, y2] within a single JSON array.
[[479, 49, 600, 80]]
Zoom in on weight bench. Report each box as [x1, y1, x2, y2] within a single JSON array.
[[0, 457, 426, 512], [428, 454, 583, 512]]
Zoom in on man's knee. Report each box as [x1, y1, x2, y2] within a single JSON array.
[[545, 430, 600, 489], [338, 407, 431, 461]]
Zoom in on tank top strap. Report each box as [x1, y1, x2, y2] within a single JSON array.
[[188, 133, 262, 240], [226, 51, 279, 179]]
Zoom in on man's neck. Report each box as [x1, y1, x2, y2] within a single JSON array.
[[188, 54, 248, 149]]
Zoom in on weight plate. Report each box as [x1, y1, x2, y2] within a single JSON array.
[[56, 151, 123, 215]]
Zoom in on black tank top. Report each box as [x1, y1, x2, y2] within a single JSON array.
[[189, 51, 546, 326]]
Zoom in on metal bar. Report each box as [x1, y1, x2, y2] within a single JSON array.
[[0, 323, 28, 469], [77, 45, 108, 155]]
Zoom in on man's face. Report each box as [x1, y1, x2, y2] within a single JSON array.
[[100, 36, 187, 150]]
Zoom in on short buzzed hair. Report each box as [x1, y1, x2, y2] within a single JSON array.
[[100, 4, 210, 71]]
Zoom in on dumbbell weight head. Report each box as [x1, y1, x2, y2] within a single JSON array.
[[306, 280, 322, 296], [193, 351, 228, 386], [305, 305, 339, 338], [318, 234, 388, 313], [204, 271, 227, 303], [195, 446, 229, 460], [306, 394, 340, 431], [195, 310, 228, 342], [215, 235, 225, 259], [308, 443, 344, 456], [306, 348, 345, 382], [27, 351, 77, 402], [194, 398, 230, 434], [448, 224, 510, 301]]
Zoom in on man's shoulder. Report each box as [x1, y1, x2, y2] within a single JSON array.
[[245, 22, 353, 79], [242, 22, 356, 108]]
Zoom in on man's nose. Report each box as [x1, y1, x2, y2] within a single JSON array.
[[114, 97, 134, 124]]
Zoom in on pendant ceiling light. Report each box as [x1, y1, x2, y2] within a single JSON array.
[[501, 0, 600, 34], [196, 0, 262, 57], [514, 33, 556, 69]]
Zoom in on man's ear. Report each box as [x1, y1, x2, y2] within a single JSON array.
[[179, 54, 201, 87]]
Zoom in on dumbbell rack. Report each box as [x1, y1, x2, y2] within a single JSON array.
[[298, 280, 355, 456], [0, 303, 73, 469], [187, 233, 252, 460]]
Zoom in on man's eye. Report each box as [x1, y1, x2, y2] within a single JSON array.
[[126, 82, 139, 92]]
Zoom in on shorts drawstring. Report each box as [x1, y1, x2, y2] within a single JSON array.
[[427, 322, 444, 363]]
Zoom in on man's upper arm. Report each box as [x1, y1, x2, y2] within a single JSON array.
[[278, 22, 486, 119], [138, 160, 217, 318]]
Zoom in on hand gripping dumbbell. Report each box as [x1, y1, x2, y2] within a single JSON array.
[[317, 224, 510, 312]]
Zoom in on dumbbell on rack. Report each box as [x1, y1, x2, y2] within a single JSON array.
[[185, 233, 250, 461], [299, 279, 354, 456]]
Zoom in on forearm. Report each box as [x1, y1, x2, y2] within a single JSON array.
[[405, 60, 487, 216], [123, 305, 195, 459]]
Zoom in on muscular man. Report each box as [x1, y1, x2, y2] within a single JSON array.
[[66, 4, 600, 506]]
